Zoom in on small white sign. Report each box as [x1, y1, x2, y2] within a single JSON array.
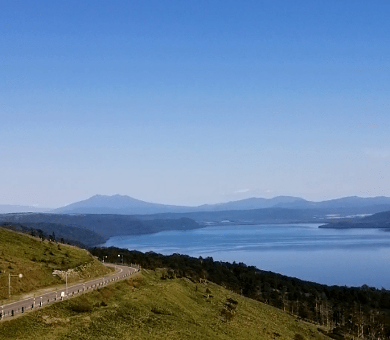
[[61, 292, 65, 297]]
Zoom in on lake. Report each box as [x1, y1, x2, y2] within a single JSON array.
[[103, 223, 390, 289]]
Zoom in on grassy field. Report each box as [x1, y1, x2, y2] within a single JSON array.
[[0, 228, 112, 301], [0, 269, 331, 340]]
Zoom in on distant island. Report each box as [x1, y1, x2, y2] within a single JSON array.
[[320, 210, 390, 230]]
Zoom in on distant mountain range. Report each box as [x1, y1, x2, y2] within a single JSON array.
[[52, 194, 390, 216], [2, 194, 390, 215]]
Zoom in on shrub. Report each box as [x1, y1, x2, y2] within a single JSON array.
[[70, 297, 92, 313]]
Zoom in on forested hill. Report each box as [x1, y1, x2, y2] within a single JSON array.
[[320, 210, 390, 229], [91, 247, 390, 339], [0, 222, 106, 247], [0, 213, 200, 241]]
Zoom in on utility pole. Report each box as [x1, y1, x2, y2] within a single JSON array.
[[8, 273, 23, 297]]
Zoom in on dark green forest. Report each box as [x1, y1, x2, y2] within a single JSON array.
[[0, 214, 200, 240], [0, 222, 105, 247], [91, 247, 390, 340]]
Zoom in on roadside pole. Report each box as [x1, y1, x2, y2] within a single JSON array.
[[8, 273, 23, 297]]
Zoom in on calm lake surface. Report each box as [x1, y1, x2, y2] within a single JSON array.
[[104, 224, 390, 289]]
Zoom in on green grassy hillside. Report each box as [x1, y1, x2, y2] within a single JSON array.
[[0, 269, 331, 340], [0, 228, 112, 301]]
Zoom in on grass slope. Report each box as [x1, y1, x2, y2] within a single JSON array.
[[0, 228, 112, 301], [0, 269, 331, 340]]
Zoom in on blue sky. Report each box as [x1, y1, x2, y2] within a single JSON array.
[[1, 1, 389, 207]]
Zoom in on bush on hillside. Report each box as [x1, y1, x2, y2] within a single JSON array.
[[70, 297, 92, 313]]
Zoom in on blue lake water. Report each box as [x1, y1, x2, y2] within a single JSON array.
[[103, 224, 390, 289]]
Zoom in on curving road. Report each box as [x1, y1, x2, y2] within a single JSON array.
[[1, 263, 139, 321]]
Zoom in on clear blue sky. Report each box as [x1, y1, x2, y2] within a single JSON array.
[[1, 0, 389, 207]]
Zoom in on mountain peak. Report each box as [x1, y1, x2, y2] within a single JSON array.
[[51, 194, 390, 216]]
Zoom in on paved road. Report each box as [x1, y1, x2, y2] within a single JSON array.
[[1, 264, 139, 321]]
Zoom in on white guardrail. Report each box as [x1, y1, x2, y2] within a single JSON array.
[[1, 264, 140, 321]]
